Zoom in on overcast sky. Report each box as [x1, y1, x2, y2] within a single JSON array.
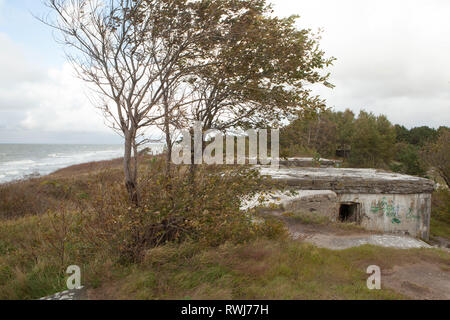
[[0, 0, 449, 144]]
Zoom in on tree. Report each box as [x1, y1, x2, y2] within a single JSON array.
[[280, 108, 335, 157], [44, 0, 334, 195], [184, 0, 334, 139], [394, 124, 410, 144], [408, 126, 438, 146], [422, 129, 450, 188], [139, 0, 225, 177], [334, 109, 355, 151], [43, 0, 216, 203], [349, 111, 396, 168], [391, 143, 427, 176]]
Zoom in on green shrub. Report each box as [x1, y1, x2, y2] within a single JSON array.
[[78, 162, 285, 262], [431, 188, 450, 239]]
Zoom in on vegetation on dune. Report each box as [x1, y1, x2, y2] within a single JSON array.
[[0, 157, 449, 300], [0, 158, 124, 220], [430, 188, 450, 240], [0, 0, 447, 301], [115, 240, 446, 300], [0, 157, 286, 299], [422, 130, 450, 188]]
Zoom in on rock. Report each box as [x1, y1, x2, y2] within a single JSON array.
[[39, 287, 87, 301]]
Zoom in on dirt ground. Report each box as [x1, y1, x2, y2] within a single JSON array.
[[382, 263, 450, 300], [277, 214, 450, 300]]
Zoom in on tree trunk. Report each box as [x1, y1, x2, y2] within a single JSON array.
[[124, 131, 140, 206], [164, 106, 172, 178], [189, 127, 196, 186]]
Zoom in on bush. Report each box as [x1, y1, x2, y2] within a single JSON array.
[[0, 158, 287, 298], [430, 188, 450, 239], [69, 159, 285, 262]]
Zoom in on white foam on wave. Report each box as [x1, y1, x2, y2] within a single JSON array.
[[5, 171, 20, 175], [0, 144, 165, 184], [48, 153, 69, 158], [3, 159, 36, 166], [0, 145, 128, 184]]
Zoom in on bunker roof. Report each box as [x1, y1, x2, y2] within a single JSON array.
[[260, 167, 435, 194]]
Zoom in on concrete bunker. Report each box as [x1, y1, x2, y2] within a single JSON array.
[[260, 166, 435, 240]]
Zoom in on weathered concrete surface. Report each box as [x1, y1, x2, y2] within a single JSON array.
[[270, 209, 433, 250], [243, 188, 432, 240], [241, 189, 337, 214], [282, 191, 337, 219], [290, 233, 432, 250], [338, 193, 431, 240], [260, 167, 435, 194], [249, 168, 435, 240], [279, 157, 342, 168], [266, 207, 434, 250]]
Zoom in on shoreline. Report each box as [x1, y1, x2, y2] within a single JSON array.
[[0, 157, 125, 186], [0, 143, 165, 185]]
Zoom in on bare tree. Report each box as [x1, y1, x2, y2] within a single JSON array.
[[42, 0, 200, 204], [42, 0, 334, 202]]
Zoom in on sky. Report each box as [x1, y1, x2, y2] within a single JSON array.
[[0, 0, 449, 144]]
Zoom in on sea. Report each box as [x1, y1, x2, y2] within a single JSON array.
[[0, 144, 164, 184]]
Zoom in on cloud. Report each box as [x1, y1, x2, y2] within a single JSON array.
[[0, 33, 43, 89], [1, 1, 449, 145], [0, 32, 119, 143], [271, 0, 450, 128], [18, 63, 109, 133]]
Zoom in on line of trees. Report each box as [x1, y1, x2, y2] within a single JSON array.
[[42, 0, 334, 205], [280, 108, 449, 186]]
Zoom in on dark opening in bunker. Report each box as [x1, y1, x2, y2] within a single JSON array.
[[339, 203, 359, 223]]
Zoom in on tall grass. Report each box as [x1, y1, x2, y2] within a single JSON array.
[[0, 157, 284, 299], [1, 156, 448, 300]]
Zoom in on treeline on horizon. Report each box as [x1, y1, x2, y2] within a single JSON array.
[[280, 108, 449, 179]]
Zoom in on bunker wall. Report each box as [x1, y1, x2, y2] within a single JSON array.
[[337, 193, 431, 240]]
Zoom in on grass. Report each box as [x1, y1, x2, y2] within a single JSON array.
[[0, 207, 131, 300], [0, 158, 138, 299], [1, 208, 449, 300], [0, 157, 125, 220], [0, 157, 449, 300], [0, 156, 281, 299], [280, 210, 367, 234], [0, 215, 64, 299], [93, 239, 449, 300], [282, 211, 331, 225]]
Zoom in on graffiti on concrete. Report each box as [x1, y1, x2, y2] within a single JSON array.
[[406, 208, 420, 221], [370, 197, 403, 224]]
